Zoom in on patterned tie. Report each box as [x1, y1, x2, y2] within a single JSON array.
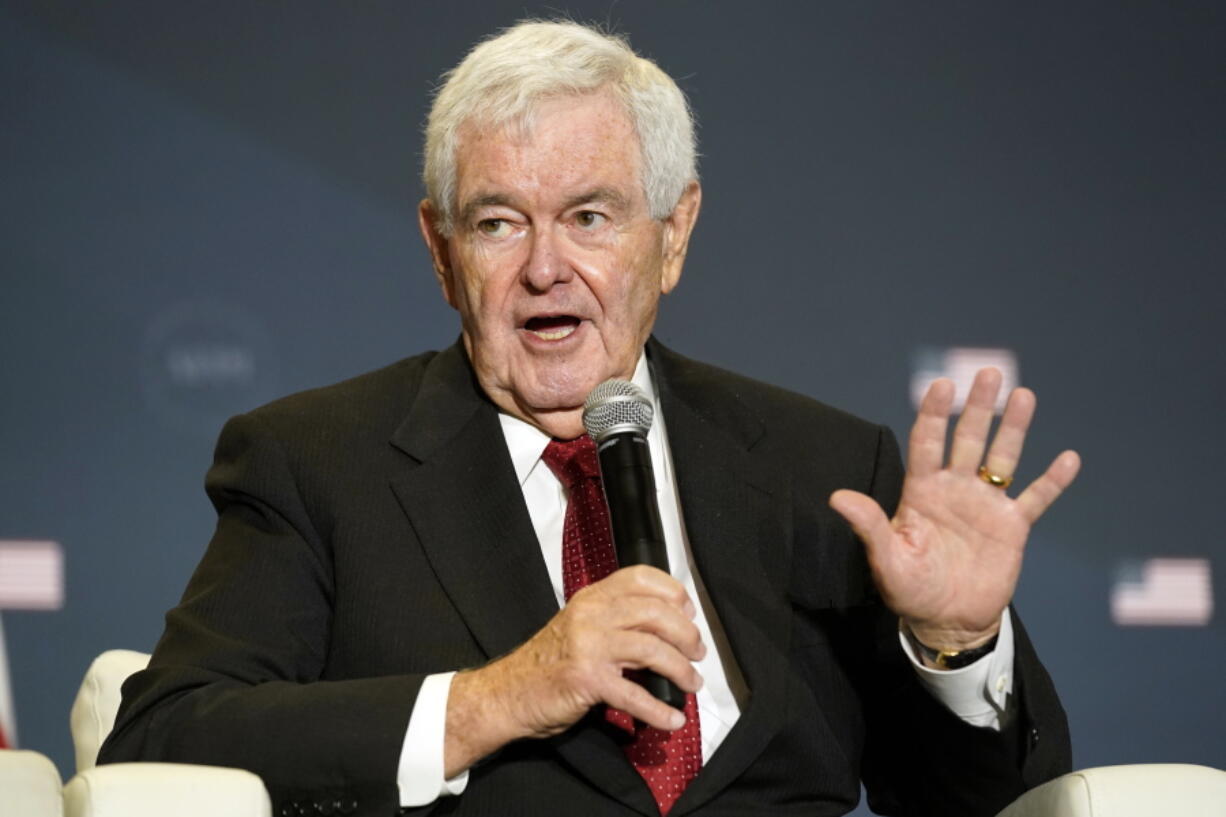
[[542, 436, 703, 816]]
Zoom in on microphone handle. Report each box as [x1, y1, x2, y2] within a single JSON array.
[[596, 432, 688, 711]]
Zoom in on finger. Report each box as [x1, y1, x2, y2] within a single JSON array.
[[602, 596, 706, 662], [948, 368, 1003, 473], [982, 387, 1036, 480], [605, 630, 704, 696], [598, 565, 696, 618], [908, 378, 955, 477], [829, 490, 893, 553], [604, 675, 689, 732], [1016, 450, 1081, 524]]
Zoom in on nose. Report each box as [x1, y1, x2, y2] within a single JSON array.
[[521, 225, 574, 292]]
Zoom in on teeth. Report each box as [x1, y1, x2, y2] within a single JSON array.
[[531, 324, 577, 341]]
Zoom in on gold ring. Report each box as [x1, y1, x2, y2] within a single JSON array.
[[978, 466, 1013, 489]]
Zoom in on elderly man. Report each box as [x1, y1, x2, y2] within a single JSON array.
[[102, 20, 1080, 817]]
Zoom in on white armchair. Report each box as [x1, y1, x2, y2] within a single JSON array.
[[996, 763, 1226, 817], [0, 749, 63, 817], [64, 649, 272, 817], [69, 649, 148, 773], [63, 761, 273, 817], [38, 648, 1226, 817]]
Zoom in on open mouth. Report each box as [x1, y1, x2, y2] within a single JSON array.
[[524, 315, 581, 341]]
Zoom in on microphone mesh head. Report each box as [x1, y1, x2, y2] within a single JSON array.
[[582, 379, 653, 442]]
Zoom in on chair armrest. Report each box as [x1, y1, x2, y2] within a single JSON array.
[[69, 649, 150, 773], [0, 749, 63, 817], [63, 762, 271, 817], [996, 764, 1226, 817]]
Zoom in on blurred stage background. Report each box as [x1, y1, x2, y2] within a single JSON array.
[[2, 2, 1223, 810]]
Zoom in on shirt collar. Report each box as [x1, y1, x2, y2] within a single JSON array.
[[498, 352, 656, 487]]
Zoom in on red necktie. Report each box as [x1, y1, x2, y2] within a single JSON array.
[[542, 436, 702, 815]]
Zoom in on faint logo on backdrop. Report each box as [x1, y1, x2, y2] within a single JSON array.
[[910, 347, 1019, 413], [140, 301, 279, 433], [1111, 558, 1213, 627]]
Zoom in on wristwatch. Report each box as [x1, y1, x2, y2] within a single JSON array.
[[907, 627, 999, 670]]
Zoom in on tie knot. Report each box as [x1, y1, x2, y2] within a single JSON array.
[[542, 436, 600, 488]]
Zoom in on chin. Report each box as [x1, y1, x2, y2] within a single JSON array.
[[534, 411, 587, 441], [519, 364, 606, 409], [516, 382, 590, 414]]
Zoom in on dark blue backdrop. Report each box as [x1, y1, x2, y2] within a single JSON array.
[[3, 2, 1223, 809]]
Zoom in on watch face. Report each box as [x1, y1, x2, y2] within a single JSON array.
[[937, 650, 968, 670], [911, 629, 999, 670], [941, 638, 999, 670]]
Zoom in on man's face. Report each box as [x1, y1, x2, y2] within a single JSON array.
[[419, 90, 700, 439]]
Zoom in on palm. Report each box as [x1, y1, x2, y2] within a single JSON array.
[[830, 369, 1080, 649], [880, 467, 1032, 636]]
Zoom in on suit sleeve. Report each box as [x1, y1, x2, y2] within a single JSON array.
[[98, 411, 424, 816], [856, 425, 1072, 817]]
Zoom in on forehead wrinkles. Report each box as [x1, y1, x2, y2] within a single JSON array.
[[453, 93, 644, 215]]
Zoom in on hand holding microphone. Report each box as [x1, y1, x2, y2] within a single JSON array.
[[442, 380, 700, 772], [583, 380, 689, 710]]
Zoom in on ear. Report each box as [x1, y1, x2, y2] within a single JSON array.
[[418, 198, 457, 309], [659, 182, 701, 295]]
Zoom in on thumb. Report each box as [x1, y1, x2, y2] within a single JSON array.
[[829, 490, 892, 552]]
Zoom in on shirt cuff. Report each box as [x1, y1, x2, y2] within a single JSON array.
[[898, 611, 1015, 730], [397, 671, 470, 807]]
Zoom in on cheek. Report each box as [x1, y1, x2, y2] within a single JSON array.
[[451, 249, 508, 326], [618, 252, 666, 322]]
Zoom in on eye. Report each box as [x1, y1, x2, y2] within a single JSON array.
[[477, 218, 511, 238], [574, 211, 607, 230]]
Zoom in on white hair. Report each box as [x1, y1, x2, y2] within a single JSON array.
[[423, 20, 698, 235]]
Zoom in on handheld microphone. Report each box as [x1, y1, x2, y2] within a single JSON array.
[[582, 380, 687, 710]]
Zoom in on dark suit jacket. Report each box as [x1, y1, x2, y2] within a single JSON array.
[[100, 339, 1071, 816]]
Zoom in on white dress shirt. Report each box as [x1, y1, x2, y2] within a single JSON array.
[[396, 354, 1014, 807]]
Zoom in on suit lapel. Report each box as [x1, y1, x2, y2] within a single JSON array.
[[650, 342, 796, 816], [388, 344, 658, 816], [388, 344, 557, 660]]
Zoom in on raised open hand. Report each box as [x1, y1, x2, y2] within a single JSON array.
[[830, 368, 1081, 652]]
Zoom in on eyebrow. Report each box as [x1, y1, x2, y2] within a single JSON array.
[[458, 187, 633, 225], [459, 193, 516, 226], [561, 187, 632, 213]]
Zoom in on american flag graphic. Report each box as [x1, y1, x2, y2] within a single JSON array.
[[0, 616, 13, 747], [910, 347, 1020, 414], [1111, 558, 1214, 627], [0, 540, 64, 610], [0, 539, 65, 747]]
